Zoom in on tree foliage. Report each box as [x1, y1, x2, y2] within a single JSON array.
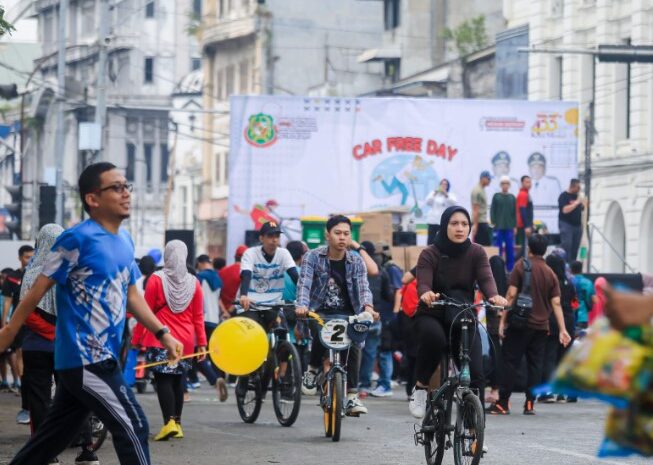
[[0, 6, 15, 37], [443, 15, 488, 57]]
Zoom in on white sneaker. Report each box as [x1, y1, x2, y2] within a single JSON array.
[[370, 385, 393, 397], [345, 395, 368, 415], [409, 387, 427, 419]]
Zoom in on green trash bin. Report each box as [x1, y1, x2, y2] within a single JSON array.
[[350, 217, 363, 243], [301, 216, 327, 249]]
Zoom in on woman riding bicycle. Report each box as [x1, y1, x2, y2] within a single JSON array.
[[409, 206, 507, 419]]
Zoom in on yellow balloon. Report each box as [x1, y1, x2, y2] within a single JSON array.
[[209, 317, 269, 376]]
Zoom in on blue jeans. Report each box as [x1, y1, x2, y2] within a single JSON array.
[[359, 323, 393, 390], [494, 228, 515, 271]]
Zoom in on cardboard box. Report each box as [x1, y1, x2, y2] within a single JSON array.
[[484, 246, 500, 258], [390, 246, 427, 271], [357, 212, 394, 246]]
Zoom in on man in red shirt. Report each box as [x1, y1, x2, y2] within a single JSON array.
[[516, 175, 533, 256], [219, 245, 248, 312]]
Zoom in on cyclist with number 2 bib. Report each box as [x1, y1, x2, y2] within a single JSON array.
[[410, 206, 507, 425], [295, 215, 379, 417]]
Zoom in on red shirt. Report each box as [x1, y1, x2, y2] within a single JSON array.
[[131, 275, 207, 356], [219, 262, 241, 307], [516, 188, 532, 229], [401, 281, 419, 318]]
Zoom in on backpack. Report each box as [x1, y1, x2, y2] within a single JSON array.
[[508, 257, 533, 330]]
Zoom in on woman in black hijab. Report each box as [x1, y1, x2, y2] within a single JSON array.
[[409, 206, 508, 420]]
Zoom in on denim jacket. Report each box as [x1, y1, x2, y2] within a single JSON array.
[[296, 246, 373, 313]]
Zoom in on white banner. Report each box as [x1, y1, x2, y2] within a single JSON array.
[[228, 96, 579, 256]]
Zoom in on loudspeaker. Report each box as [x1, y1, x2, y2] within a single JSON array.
[[165, 229, 195, 265], [244, 230, 260, 247], [39, 185, 56, 228], [393, 231, 417, 246]]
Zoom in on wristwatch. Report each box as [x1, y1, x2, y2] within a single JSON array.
[[355, 245, 365, 253], [155, 326, 170, 341]]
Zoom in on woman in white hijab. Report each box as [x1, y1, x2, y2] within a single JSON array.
[[131, 240, 206, 441]]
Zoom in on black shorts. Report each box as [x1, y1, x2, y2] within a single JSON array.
[[8, 326, 26, 352]]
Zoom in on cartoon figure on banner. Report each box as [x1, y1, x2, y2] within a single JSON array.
[[234, 200, 280, 230], [528, 152, 562, 207], [486, 151, 520, 199], [371, 155, 437, 215]]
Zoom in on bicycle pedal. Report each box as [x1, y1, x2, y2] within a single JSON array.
[[414, 432, 425, 446]]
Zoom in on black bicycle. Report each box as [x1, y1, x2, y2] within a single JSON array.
[[414, 297, 503, 465], [235, 302, 303, 427]]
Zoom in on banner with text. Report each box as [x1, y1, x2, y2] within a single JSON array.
[[229, 96, 579, 256]]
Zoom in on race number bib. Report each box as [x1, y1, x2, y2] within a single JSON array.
[[319, 319, 351, 350]]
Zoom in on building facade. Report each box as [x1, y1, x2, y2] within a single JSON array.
[[505, 0, 653, 274], [22, 0, 200, 250], [200, 0, 388, 256]]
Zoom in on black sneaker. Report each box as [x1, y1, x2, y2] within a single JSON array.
[[523, 400, 536, 415], [301, 370, 318, 396], [75, 449, 99, 465], [566, 396, 578, 403], [556, 394, 567, 403], [537, 394, 555, 403], [486, 401, 510, 415]]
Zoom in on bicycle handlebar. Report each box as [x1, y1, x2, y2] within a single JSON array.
[[429, 297, 505, 311]]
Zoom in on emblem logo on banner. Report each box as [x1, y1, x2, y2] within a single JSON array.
[[245, 113, 278, 147]]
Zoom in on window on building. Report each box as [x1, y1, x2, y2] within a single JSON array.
[[215, 152, 228, 185], [384, 58, 400, 83], [217, 69, 225, 99], [145, 0, 155, 18], [160, 143, 169, 182], [43, 10, 54, 45], [550, 0, 563, 17], [239, 60, 249, 93], [126, 143, 136, 181], [218, 0, 224, 17], [192, 0, 201, 17], [81, 0, 95, 37], [144, 143, 153, 185], [226, 65, 235, 96], [144, 57, 154, 84], [383, 0, 400, 30], [191, 57, 201, 71], [180, 185, 189, 225]]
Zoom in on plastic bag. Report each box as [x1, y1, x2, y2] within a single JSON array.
[[599, 397, 653, 458], [548, 318, 653, 407]]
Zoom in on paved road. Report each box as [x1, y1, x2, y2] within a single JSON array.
[[0, 383, 649, 465]]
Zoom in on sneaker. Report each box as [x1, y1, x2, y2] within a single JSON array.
[[370, 385, 393, 398], [74, 449, 99, 465], [537, 393, 555, 403], [173, 422, 184, 439], [523, 400, 536, 415], [190, 381, 201, 390], [301, 370, 318, 396], [16, 409, 30, 425], [215, 378, 228, 402], [154, 420, 179, 441], [486, 401, 510, 415], [556, 394, 567, 403], [566, 396, 578, 403], [409, 387, 427, 419], [345, 395, 368, 416], [0, 381, 9, 392]]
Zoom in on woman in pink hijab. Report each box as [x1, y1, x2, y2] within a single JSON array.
[[589, 277, 608, 325]]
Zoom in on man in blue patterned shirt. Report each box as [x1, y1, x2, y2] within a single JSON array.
[[296, 215, 377, 416], [0, 163, 182, 465]]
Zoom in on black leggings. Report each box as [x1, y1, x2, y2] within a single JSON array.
[[414, 312, 485, 405], [153, 373, 184, 424]]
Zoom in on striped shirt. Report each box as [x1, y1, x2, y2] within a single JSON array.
[[240, 246, 296, 304]]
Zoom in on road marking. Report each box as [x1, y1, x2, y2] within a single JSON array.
[[531, 444, 625, 465]]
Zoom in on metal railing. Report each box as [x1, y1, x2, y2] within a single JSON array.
[[588, 223, 636, 273]]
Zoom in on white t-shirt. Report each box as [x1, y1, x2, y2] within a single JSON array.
[[240, 246, 296, 304]]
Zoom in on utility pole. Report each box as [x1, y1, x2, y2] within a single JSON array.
[[54, 0, 69, 226], [95, 0, 109, 160]]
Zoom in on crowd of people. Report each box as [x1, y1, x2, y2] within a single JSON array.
[[0, 161, 649, 465]]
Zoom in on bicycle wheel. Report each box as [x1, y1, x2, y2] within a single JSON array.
[[423, 400, 446, 465], [453, 393, 485, 465], [322, 380, 332, 438], [330, 371, 344, 442], [272, 341, 302, 427], [236, 373, 263, 424], [88, 415, 108, 452]]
